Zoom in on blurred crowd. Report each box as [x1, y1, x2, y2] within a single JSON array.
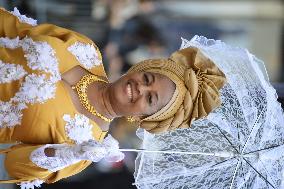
[[0, 0, 283, 188]]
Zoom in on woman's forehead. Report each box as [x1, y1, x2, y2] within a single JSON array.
[[151, 72, 176, 110], [147, 71, 176, 87]]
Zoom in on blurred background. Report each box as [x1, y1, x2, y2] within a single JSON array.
[[0, 0, 283, 188]]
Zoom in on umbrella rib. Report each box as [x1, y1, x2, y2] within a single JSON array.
[[242, 158, 275, 188], [244, 144, 284, 188], [241, 108, 266, 154], [135, 152, 145, 183], [243, 143, 284, 155], [215, 125, 240, 154], [229, 159, 241, 189], [258, 159, 277, 187]]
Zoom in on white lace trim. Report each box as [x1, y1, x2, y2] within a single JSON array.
[[0, 37, 60, 128], [0, 101, 26, 127], [79, 136, 125, 162], [30, 144, 80, 172], [63, 114, 95, 144], [0, 36, 20, 48], [0, 60, 27, 83], [101, 135, 125, 162], [19, 179, 44, 189], [10, 7, 37, 26], [67, 42, 102, 69]]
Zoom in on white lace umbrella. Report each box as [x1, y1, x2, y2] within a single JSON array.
[[122, 36, 284, 189]]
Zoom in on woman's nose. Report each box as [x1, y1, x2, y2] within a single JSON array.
[[137, 83, 151, 95]]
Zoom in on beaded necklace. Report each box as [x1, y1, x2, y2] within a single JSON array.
[[71, 74, 113, 123]]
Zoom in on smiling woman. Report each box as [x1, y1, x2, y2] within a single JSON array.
[[108, 72, 175, 117], [0, 7, 226, 188]]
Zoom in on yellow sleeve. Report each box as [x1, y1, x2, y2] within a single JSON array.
[[0, 7, 107, 78], [0, 7, 33, 38], [1, 144, 91, 184]]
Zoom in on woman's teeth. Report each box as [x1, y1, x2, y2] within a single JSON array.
[[127, 83, 133, 101]]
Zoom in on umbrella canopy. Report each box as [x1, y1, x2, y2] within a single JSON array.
[[132, 36, 284, 189]]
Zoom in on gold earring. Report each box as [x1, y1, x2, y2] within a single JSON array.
[[126, 116, 136, 123]]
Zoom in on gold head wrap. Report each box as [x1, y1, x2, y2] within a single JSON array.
[[127, 47, 227, 133]]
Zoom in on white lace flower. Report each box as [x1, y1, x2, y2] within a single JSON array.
[[12, 74, 57, 104], [21, 38, 60, 80], [0, 37, 60, 128], [0, 101, 24, 128], [19, 179, 44, 189], [63, 114, 95, 144], [10, 7, 37, 26], [0, 36, 20, 49], [0, 60, 27, 83], [68, 42, 102, 69]]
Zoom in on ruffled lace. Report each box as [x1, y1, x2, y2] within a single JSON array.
[[68, 42, 102, 70], [0, 60, 27, 83], [10, 7, 37, 26], [63, 114, 95, 144], [101, 135, 125, 162], [19, 179, 44, 189]]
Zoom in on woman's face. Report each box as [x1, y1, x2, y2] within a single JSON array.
[[108, 71, 175, 117]]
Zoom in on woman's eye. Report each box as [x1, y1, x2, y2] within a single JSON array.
[[144, 74, 149, 85]]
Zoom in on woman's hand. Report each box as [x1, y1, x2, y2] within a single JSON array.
[[79, 135, 125, 162], [44, 148, 55, 157], [42, 135, 124, 162]]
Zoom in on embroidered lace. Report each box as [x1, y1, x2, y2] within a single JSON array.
[[68, 42, 102, 70], [0, 60, 27, 83], [0, 37, 60, 128], [10, 7, 37, 26], [19, 179, 43, 189], [63, 114, 95, 144]]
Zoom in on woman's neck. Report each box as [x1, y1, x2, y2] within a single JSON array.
[[87, 82, 117, 121]]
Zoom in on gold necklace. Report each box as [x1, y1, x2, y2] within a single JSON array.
[[71, 74, 113, 123]]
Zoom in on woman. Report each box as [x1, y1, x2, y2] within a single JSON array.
[[0, 8, 226, 188]]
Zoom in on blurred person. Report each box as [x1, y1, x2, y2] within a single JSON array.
[[0, 7, 226, 188], [104, 0, 166, 79]]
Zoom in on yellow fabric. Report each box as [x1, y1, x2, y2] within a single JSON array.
[[0, 81, 107, 144], [0, 8, 107, 184], [128, 47, 227, 133]]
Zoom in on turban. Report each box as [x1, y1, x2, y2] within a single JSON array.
[[127, 47, 227, 133]]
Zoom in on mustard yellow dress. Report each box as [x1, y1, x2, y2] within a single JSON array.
[[0, 7, 108, 186]]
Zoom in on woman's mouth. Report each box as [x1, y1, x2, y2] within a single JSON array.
[[127, 82, 133, 102]]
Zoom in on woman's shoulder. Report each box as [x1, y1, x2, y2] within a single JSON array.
[[26, 22, 107, 79]]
